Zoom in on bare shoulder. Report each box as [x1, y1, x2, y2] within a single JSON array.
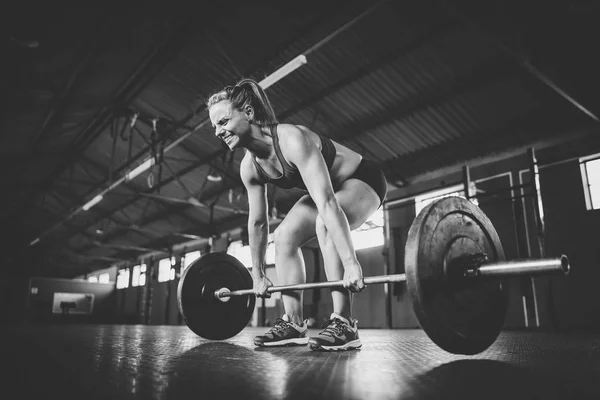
[[277, 123, 307, 141], [277, 124, 315, 153], [240, 151, 261, 186]]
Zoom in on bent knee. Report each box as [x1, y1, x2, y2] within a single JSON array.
[[273, 225, 303, 250]]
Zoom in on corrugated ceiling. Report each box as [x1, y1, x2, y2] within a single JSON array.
[[3, 0, 599, 277]]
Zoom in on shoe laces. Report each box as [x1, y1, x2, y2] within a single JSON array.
[[320, 318, 347, 338], [268, 318, 291, 334]]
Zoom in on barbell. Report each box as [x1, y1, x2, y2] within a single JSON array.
[[177, 196, 570, 355]]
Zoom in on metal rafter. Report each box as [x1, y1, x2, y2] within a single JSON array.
[[59, 156, 210, 239], [98, 214, 244, 264], [105, 224, 202, 241], [44, 187, 149, 243], [28, 11, 109, 146], [444, 2, 600, 123], [51, 13, 457, 244], [75, 175, 242, 252], [112, 53, 522, 221], [22, 3, 328, 230], [382, 107, 589, 181], [131, 120, 239, 194], [61, 42, 521, 251], [11, 11, 197, 226], [23, 1, 387, 254], [274, 20, 459, 124], [91, 242, 159, 253], [328, 57, 520, 143], [48, 149, 234, 246]]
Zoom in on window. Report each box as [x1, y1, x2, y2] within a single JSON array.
[[351, 208, 385, 250], [580, 154, 600, 210], [158, 257, 176, 282], [98, 273, 110, 284], [227, 241, 252, 268], [227, 233, 275, 269], [183, 250, 202, 271], [132, 264, 147, 287], [414, 183, 477, 216], [116, 268, 130, 289]]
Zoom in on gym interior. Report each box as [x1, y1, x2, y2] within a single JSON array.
[[2, 1, 600, 399]]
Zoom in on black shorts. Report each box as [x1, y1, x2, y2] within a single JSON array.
[[347, 159, 387, 208]]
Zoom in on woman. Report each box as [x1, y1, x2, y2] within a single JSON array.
[[207, 78, 387, 351]]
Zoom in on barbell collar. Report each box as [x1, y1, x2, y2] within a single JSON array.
[[214, 287, 231, 302]]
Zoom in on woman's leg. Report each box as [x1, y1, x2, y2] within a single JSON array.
[[274, 178, 380, 326], [315, 178, 381, 321], [273, 195, 318, 326]]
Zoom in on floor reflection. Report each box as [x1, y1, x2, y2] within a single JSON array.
[[166, 341, 292, 399], [1, 325, 599, 400], [405, 359, 568, 400]]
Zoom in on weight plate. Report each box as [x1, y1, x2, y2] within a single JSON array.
[[177, 252, 255, 340], [405, 196, 508, 355]]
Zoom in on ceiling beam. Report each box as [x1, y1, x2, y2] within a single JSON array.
[[112, 54, 521, 218], [75, 175, 241, 250], [28, 12, 108, 146], [275, 19, 459, 126], [11, 11, 198, 229], [55, 149, 235, 245], [92, 242, 159, 253], [383, 110, 594, 184], [18, 2, 386, 254]]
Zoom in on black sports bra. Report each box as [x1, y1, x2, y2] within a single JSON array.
[[251, 124, 336, 191]]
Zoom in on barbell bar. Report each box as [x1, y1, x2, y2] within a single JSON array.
[[213, 274, 407, 301], [213, 255, 569, 301], [177, 196, 573, 355]]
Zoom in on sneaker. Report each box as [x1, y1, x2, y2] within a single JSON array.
[[308, 313, 362, 351], [253, 315, 309, 347]]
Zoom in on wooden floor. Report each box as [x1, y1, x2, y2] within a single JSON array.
[[2, 324, 600, 399]]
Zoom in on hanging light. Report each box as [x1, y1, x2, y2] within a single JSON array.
[[207, 167, 222, 182], [82, 195, 104, 211], [259, 55, 307, 89], [125, 158, 155, 181]]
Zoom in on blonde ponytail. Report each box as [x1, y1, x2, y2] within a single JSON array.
[[206, 78, 278, 126]]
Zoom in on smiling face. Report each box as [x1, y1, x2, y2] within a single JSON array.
[[209, 100, 253, 150]]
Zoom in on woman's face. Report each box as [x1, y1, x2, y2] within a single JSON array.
[[209, 100, 251, 150]]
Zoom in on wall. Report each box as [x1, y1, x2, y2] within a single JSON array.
[[115, 285, 143, 323], [384, 170, 527, 329], [27, 277, 116, 324], [353, 245, 388, 328], [114, 257, 184, 326], [386, 200, 419, 328], [382, 131, 600, 333], [0, 276, 29, 326], [475, 172, 526, 328], [535, 161, 600, 332], [384, 155, 529, 330], [67, 131, 600, 333], [112, 236, 262, 327]]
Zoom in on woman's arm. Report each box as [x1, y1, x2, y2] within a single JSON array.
[[279, 125, 361, 274], [240, 153, 270, 280]]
